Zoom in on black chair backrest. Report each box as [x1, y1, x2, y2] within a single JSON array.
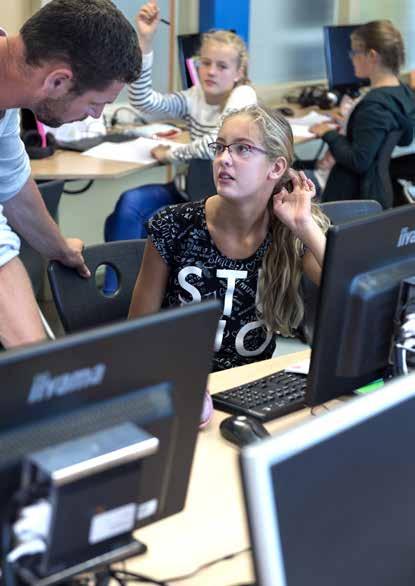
[[299, 199, 384, 345], [48, 239, 146, 333], [186, 159, 216, 202], [19, 180, 64, 297], [364, 129, 403, 209]]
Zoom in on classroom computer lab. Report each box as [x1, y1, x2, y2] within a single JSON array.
[[1, 1, 415, 585]]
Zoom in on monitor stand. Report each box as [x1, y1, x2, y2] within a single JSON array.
[[12, 538, 147, 586]]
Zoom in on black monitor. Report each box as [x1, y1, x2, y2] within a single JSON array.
[[177, 33, 202, 89], [323, 24, 369, 95], [305, 204, 415, 406], [0, 301, 219, 580], [241, 370, 415, 586]]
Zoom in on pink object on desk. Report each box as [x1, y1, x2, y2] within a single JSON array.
[[36, 118, 47, 148], [185, 57, 200, 87]]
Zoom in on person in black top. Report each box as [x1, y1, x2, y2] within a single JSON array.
[[128, 105, 329, 373], [310, 20, 415, 208]]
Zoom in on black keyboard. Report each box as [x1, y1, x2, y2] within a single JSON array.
[[212, 370, 308, 422], [57, 132, 136, 152]]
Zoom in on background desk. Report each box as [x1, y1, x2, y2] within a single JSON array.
[[30, 122, 320, 249], [125, 350, 315, 586], [30, 149, 147, 181]]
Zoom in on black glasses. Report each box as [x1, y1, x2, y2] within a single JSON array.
[[208, 142, 269, 159]]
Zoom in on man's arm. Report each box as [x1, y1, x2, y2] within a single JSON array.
[[2, 176, 90, 277]]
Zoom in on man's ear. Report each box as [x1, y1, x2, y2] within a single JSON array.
[[42, 68, 73, 98], [269, 156, 287, 181]]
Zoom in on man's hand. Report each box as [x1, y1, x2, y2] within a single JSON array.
[[56, 238, 90, 278]]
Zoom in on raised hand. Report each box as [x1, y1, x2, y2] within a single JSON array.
[[272, 170, 316, 239], [136, 1, 160, 53]]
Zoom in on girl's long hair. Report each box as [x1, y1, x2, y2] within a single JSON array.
[[222, 105, 330, 337]]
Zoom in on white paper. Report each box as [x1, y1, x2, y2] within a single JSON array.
[[81, 137, 177, 164], [289, 110, 332, 127], [290, 124, 316, 139], [284, 358, 310, 375]]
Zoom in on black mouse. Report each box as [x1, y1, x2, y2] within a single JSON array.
[[276, 106, 294, 117], [220, 415, 270, 448]]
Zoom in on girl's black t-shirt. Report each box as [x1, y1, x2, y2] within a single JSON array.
[[147, 200, 277, 371]]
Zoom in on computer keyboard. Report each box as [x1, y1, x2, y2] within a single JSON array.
[[57, 132, 136, 152], [212, 370, 308, 422]]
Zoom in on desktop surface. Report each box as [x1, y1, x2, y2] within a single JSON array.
[[126, 351, 312, 586]]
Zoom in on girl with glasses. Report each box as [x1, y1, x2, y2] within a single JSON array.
[[309, 20, 415, 209], [129, 105, 329, 374], [103, 1, 256, 292]]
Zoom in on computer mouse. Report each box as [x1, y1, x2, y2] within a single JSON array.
[[276, 106, 295, 117], [220, 415, 270, 448]]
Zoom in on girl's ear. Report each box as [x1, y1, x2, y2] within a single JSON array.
[[269, 156, 287, 181]]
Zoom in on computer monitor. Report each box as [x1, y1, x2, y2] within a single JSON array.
[[0, 301, 219, 579], [305, 204, 415, 406], [240, 371, 415, 586], [323, 24, 369, 95], [177, 33, 201, 89]]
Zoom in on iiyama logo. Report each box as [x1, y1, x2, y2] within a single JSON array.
[[397, 227, 415, 247], [27, 363, 106, 404]]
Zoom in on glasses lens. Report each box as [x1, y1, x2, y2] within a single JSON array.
[[210, 143, 225, 156]]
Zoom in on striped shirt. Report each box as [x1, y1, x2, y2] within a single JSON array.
[[128, 51, 257, 163]]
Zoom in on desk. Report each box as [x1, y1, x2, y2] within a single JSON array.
[[30, 149, 147, 181], [30, 127, 314, 182], [125, 350, 315, 586], [30, 129, 190, 182]]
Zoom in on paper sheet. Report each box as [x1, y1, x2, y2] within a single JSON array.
[[81, 137, 177, 165], [289, 110, 332, 127], [289, 125, 316, 139], [284, 358, 310, 375]]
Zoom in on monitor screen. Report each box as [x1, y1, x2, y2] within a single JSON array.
[[305, 204, 415, 406], [323, 24, 369, 94], [177, 33, 201, 89], [0, 301, 219, 577], [240, 371, 415, 586]]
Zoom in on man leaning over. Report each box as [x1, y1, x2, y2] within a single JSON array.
[[0, 0, 142, 348]]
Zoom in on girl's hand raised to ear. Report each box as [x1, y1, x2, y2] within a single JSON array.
[[272, 170, 316, 239], [136, 1, 160, 53]]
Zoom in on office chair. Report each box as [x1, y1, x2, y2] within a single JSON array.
[[186, 159, 216, 202], [299, 199, 384, 345], [365, 129, 403, 209], [47, 239, 146, 334], [19, 179, 64, 298]]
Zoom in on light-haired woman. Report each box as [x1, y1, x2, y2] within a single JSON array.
[[129, 105, 329, 372], [104, 1, 257, 286]]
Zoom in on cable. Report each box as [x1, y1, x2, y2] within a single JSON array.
[[110, 106, 146, 127], [108, 547, 250, 585], [109, 569, 167, 585], [164, 546, 250, 583], [63, 180, 94, 195]]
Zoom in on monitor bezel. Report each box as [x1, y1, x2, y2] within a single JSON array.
[[240, 371, 415, 586]]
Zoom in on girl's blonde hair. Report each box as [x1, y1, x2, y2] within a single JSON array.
[[199, 29, 250, 85], [221, 104, 330, 337], [351, 20, 405, 75]]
